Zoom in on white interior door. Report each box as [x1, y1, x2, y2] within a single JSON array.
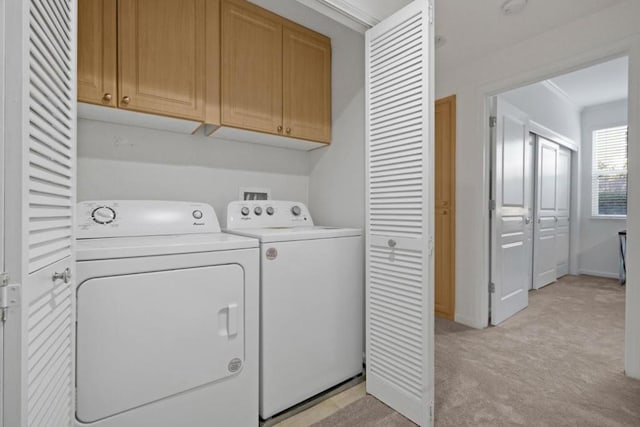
[[365, 1, 434, 425], [533, 137, 559, 289], [3, 0, 77, 426], [555, 146, 572, 277], [490, 98, 533, 325]]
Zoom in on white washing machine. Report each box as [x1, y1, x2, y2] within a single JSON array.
[[226, 200, 364, 419], [75, 200, 259, 427]]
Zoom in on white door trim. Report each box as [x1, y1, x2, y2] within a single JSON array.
[[477, 36, 640, 378], [1, 0, 6, 424]]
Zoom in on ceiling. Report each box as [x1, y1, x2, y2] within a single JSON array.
[[545, 56, 629, 110], [294, 1, 628, 73], [433, 0, 628, 71]]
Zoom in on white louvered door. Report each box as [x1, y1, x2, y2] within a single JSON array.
[[3, 0, 77, 426], [365, 1, 434, 425]]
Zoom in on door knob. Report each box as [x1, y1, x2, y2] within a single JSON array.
[[102, 93, 112, 102], [525, 217, 531, 224], [121, 96, 131, 105], [52, 268, 72, 284], [388, 239, 397, 248]]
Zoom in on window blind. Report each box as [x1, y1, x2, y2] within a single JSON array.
[[592, 125, 628, 216]]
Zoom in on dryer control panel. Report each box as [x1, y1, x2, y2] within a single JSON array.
[[77, 200, 221, 239], [227, 201, 313, 229]]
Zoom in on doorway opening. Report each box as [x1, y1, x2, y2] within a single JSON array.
[[489, 55, 629, 325]]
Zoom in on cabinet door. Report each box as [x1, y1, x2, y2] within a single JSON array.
[[118, 0, 205, 120], [221, 0, 282, 135], [283, 25, 331, 143], [78, 0, 117, 107]]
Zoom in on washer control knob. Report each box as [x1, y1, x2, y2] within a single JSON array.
[[254, 207, 263, 216], [241, 207, 250, 216], [192, 210, 203, 219], [266, 206, 275, 216], [91, 206, 116, 224], [291, 205, 302, 216]]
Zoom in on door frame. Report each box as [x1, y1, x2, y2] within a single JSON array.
[[1, 0, 6, 423], [478, 39, 640, 377]]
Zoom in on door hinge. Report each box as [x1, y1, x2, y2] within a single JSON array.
[[1, 273, 20, 323], [489, 282, 496, 293], [489, 199, 496, 211], [489, 116, 497, 128], [428, 3, 434, 24]]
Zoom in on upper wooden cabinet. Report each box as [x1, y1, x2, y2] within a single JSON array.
[[219, 0, 332, 144], [283, 25, 331, 143], [221, 0, 283, 135], [118, 0, 206, 120], [78, 0, 207, 121], [77, 0, 332, 145], [77, 0, 117, 107]]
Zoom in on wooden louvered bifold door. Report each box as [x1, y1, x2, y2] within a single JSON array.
[[365, 1, 434, 425]]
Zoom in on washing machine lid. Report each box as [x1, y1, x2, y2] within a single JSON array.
[[226, 226, 362, 243], [76, 232, 258, 261]]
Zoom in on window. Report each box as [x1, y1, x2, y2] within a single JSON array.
[[592, 125, 628, 216]]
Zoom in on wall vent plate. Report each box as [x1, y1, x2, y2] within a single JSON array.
[[239, 187, 271, 201]]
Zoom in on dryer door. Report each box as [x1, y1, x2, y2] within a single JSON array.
[[76, 264, 245, 423]]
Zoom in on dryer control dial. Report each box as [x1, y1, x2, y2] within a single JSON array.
[[291, 205, 302, 216], [241, 207, 250, 216], [91, 206, 116, 224]]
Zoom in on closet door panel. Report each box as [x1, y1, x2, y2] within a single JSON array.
[[365, 1, 434, 424], [556, 147, 572, 277], [533, 137, 558, 288]]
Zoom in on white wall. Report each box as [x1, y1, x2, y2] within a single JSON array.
[[77, 120, 310, 225], [308, 34, 365, 228], [579, 99, 628, 278], [501, 82, 581, 144], [435, 0, 640, 377]]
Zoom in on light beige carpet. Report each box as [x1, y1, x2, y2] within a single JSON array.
[[313, 276, 640, 427]]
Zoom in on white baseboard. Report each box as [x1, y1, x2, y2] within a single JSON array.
[[578, 269, 620, 279]]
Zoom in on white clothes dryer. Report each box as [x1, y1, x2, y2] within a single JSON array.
[[226, 201, 364, 420], [75, 201, 259, 427]]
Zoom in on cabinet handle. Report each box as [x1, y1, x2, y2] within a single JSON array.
[[121, 96, 131, 105], [102, 93, 112, 102], [286, 127, 292, 134], [277, 125, 283, 132]]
